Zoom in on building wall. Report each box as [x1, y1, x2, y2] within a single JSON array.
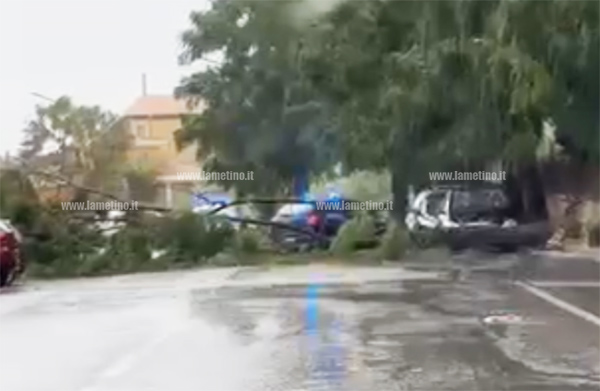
[[125, 116, 183, 169], [123, 114, 206, 209]]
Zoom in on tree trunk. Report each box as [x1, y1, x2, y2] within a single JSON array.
[[391, 166, 407, 223], [539, 159, 595, 249]]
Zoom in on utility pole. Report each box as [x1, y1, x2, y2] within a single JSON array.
[[31, 92, 56, 103], [142, 73, 147, 96]]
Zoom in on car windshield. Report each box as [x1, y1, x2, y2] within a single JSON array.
[[451, 189, 508, 212]]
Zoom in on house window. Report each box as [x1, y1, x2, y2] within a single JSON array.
[[134, 123, 150, 138]]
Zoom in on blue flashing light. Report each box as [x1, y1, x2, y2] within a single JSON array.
[[192, 192, 231, 208], [302, 192, 315, 202], [327, 192, 342, 201]]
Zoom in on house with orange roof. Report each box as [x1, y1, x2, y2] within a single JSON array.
[[122, 94, 207, 208]]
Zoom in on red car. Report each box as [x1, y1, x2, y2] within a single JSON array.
[[0, 220, 24, 287]]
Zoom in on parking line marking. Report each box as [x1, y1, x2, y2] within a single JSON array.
[[516, 281, 600, 327], [529, 281, 600, 288]]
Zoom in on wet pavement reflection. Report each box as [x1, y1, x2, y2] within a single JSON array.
[[188, 279, 598, 390], [1, 256, 599, 391]]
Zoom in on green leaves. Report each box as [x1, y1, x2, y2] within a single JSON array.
[[303, 0, 597, 182], [19, 96, 128, 197], [176, 0, 340, 197], [174, 0, 597, 206]]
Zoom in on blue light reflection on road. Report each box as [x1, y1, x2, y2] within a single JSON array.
[[305, 281, 348, 390]]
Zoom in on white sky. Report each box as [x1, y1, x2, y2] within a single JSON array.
[[0, 0, 211, 155]]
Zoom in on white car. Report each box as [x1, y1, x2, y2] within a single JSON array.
[[405, 186, 513, 232]]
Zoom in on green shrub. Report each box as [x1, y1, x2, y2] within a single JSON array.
[[378, 221, 409, 261], [357, 213, 378, 242], [143, 251, 178, 272], [26, 209, 237, 278], [0, 168, 40, 229], [77, 251, 113, 276], [24, 216, 106, 277], [155, 212, 235, 263], [102, 225, 153, 273], [330, 213, 377, 256], [233, 228, 262, 255]]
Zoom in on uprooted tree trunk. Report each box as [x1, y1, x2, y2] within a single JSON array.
[[546, 194, 583, 249], [540, 159, 600, 249]]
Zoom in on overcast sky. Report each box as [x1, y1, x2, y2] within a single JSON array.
[[0, 0, 210, 155]]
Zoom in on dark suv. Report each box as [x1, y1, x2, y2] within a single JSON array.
[[270, 198, 385, 251]]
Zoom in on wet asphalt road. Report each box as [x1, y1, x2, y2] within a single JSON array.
[[0, 252, 599, 391]]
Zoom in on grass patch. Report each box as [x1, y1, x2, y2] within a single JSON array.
[[330, 213, 378, 256]]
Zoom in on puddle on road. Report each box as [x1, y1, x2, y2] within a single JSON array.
[[189, 277, 600, 391]]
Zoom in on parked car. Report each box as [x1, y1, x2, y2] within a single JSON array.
[[405, 184, 549, 251], [406, 185, 512, 230], [0, 219, 25, 287], [270, 196, 386, 251]]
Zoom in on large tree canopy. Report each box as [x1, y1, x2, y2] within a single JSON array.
[[176, 0, 339, 197], [176, 0, 598, 212], [301, 0, 597, 168], [301, 0, 598, 217]]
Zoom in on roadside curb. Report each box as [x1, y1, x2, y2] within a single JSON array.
[[225, 266, 260, 281], [531, 249, 600, 263]]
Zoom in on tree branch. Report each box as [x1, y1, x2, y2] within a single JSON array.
[[12, 161, 172, 213]]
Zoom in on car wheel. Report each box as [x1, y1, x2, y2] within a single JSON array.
[[449, 242, 467, 253], [497, 244, 518, 253], [0, 267, 12, 288]]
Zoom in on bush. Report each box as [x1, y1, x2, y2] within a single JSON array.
[[76, 251, 113, 276], [378, 221, 409, 261], [23, 215, 106, 277], [233, 228, 262, 255], [99, 224, 153, 273], [330, 213, 377, 256], [24, 210, 236, 278], [155, 212, 235, 263], [0, 168, 40, 230]]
